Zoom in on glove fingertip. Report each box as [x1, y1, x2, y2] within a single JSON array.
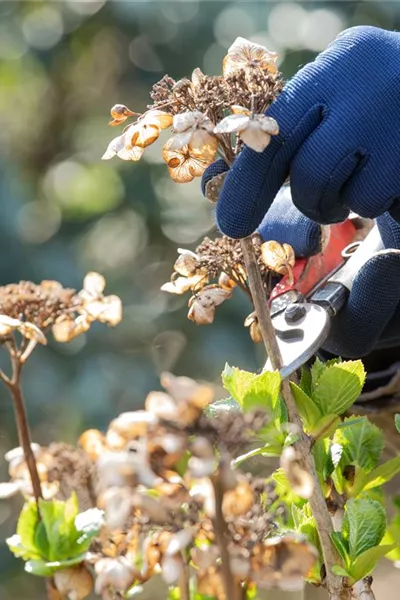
[[201, 159, 230, 197]]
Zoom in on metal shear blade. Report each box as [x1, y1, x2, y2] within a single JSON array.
[[264, 303, 330, 378]]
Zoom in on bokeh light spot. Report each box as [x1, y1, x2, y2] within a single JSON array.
[[214, 7, 255, 48], [159, 1, 199, 24], [129, 35, 163, 72], [43, 160, 124, 220], [268, 3, 308, 48], [17, 200, 61, 244], [22, 6, 64, 50], [300, 9, 345, 52]]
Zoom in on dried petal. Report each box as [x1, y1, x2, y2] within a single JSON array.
[[54, 565, 93, 600], [142, 109, 173, 130], [231, 105, 252, 116], [250, 535, 318, 590], [244, 311, 263, 344], [5, 444, 40, 463], [222, 478, 254, 517], [145, 391, 179, 421], [117, 144, 145, 162], [109, 410, 158, 438], [261, 241, 295, 279], [189, 129, 218, 163], [95, 557, 135, 595], [161, 554, 183, 585], [52, 315, 90, 342], [99, 486, 133, 530], [173, 111, 204, 133], [83, 272, 106, 296], [168, 131, 193, 150], [188, 298, 215, 325], [165, 528, 194, 556], [218, 272, 237, 291], [174, 252, 198, 277], [162, 137, 215, 183], [191, 67, 205, 87], [214, 114, 250, 135], [280, 447, 314, 499], [160, 372, 213, 408], [223, 36, 278, 77], [126, 123, 160, 149], [78, 429, 106, 461], [195, 285, 232, 308], [102, 134, 125, 160], [0, 481, 22, 498]]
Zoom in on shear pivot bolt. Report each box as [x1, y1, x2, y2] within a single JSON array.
[[284, 303, 306, 324]]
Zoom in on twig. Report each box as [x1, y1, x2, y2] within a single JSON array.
[[240, 236, 350, 600], [1, 339, 43, 508], [211, 472, 240, 600]]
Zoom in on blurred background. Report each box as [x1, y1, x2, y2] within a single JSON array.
[[0, 0, 399, 597]]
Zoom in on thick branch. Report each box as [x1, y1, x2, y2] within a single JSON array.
[[240, 236, 349, 600]]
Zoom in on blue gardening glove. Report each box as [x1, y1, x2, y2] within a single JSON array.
[[211, 26, 400, 239], [204, 163, 400, 358]]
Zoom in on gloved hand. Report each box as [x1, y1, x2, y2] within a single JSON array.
[[211, 26, 400, 239], [203, 164, 400, 358]]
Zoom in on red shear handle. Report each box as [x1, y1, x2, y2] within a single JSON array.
[[311, 225, 384, 316]]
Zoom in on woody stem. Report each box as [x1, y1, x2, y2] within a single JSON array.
[[240, 236, 349, 600]]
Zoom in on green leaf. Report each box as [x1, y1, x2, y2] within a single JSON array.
[[25, 559, 54, 577], [395, 414, 400, 434], [310, 414, 341, 440], [363, 456, 400, 491], [332, 565, 350, 578], [313, 439, 335, 493], [333, 417, 384, 473], [313, 360, 365, 416], [290, 382, 321, 430], [382, 514, 400, 562], [331, 532, 350, 565], [310, 357, 325, 392], [300, 366, 312, 396], [343, 498, 386, 561], [222, 365, 281, 416], [348, 545, 396, 583], [13, 500, 42, 560], [39, 494, 80, 561], [33, 521, 50, 559]]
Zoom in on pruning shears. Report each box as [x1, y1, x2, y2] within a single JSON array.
[[265, 221, 384, 377]]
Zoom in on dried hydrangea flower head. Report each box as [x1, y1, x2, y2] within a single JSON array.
[[103, 37, 283, 173], [0, 274, 121, 349], [161, 235, 295, 341]]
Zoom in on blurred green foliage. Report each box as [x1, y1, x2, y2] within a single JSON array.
[[0, 1, 399, 597]]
